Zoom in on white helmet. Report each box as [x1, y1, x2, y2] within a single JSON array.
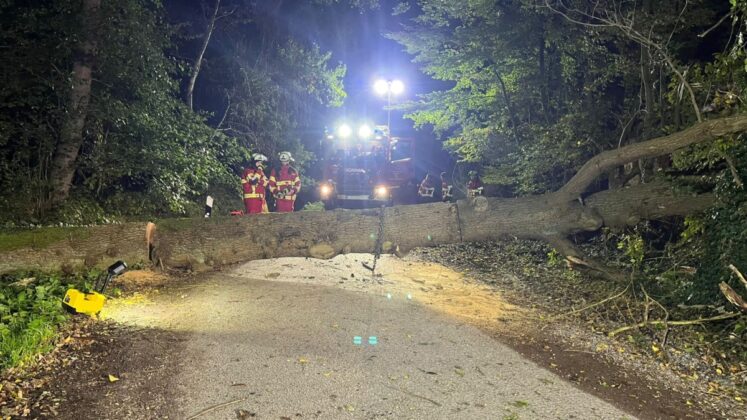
[[253, 153, 268, 162], [278, 151, 293, 163]]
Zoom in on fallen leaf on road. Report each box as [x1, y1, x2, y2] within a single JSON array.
[[107, 374, 119, 383], [298, 357, 308, 364], [235, 408, 256, 418]]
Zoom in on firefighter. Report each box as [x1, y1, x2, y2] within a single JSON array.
[[241, 154, 269, 214], [417, 173, 437, 203], [440, 171, 453, 202], [467, 170, 484, 197], [270, 151, 301, 213]]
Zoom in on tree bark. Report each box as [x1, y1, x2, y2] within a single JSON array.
[[149, 182, 713, 271], [185, 0, 220, 110], [48, 0, 100, 208], [496, 73, 519, 144], [0, 182, 713, 275], [538, 30, 550, 123]]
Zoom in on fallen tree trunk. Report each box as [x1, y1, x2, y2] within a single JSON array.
[[0, 223, 150, 274], [148, 181, 713, 271], [1, 114, 743, 275], [0, 182, 709, 274]]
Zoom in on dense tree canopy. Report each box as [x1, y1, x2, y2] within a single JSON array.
[[0, 0, 347, 221], [390, 0, 747, 302]]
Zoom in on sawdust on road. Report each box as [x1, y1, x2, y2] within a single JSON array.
[[99, 255, 632, 419]]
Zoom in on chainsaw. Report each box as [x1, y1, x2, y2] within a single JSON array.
[[62, 260, 127, 317]]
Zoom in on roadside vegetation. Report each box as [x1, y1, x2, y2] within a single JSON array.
[[0, 271, 102, 371], [414, 234, 747, 402], [0, 0, 349, 225]]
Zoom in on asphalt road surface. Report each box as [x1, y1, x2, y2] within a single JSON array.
[[103, 255, 634, 419]]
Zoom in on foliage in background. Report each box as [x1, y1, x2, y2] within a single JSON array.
[[301, 201, 326, 211], [392, 0, 747, 307], [0, 0, 346, 223]]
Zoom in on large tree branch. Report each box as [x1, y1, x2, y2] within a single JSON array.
[[556, 114, 747, 202]]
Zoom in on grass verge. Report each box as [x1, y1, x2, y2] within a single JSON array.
[[0, 270, 98, 371]]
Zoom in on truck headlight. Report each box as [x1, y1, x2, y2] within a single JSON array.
[[374, 185, 388, 198], [320, 184, 332, 197]]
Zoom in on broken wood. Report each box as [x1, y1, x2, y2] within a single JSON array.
[[720, 264, 747, 312], [608, 312, 741, 337]]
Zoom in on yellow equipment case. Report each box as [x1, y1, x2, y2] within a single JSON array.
[[62, 261, 127, 317]]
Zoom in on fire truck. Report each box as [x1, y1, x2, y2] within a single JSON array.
[[318, 124, 415, 209]]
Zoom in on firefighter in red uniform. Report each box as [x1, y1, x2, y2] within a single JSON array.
[[270, 151, 301, 213], [241, 154, 269, 214], [467, 170, 484, 197], [440, 171, 453, 202], [417, 173, 437, 203]]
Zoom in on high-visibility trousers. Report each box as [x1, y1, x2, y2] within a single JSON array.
[[276, 198, 295, 212], [244, 194, 265, 214]]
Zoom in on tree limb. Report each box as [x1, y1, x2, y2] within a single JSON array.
[[608, 312, 741, 337], [556, 114, 747, 201], [720, 282, 747, 312], [545, 235, 627, 282], [728, 264, 747, 290], [722, 264, 747, 312], [185, 0, 221, 110]]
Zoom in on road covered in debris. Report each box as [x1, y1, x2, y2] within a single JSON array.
[[72, 254, 633, 419]]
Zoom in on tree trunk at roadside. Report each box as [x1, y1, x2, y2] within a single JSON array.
[[185, 0, 220, 110], [48, 0, 100, 208], [3, 114, 746, 276], [0, 182, 713, 275], [146, 181, 713, 272]]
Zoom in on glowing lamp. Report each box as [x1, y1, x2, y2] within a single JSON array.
[[358, 124, 373, 139], [374, 185, 388, 198], [390, 80, 404, 94], [374, 79, 389, 96], [337, 124, 352, 138]]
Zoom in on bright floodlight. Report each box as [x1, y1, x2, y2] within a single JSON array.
[[390, 80, 405, 95], [374, 79, 390, 96], [358, 124, 373, 139], [337, 123, 352, 138]]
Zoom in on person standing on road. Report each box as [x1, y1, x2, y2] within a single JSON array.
[[242, 154, 269, 214], [270, 151, 301, 213]]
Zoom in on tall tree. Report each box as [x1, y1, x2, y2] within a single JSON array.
[[48, 0, 100, 207]]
